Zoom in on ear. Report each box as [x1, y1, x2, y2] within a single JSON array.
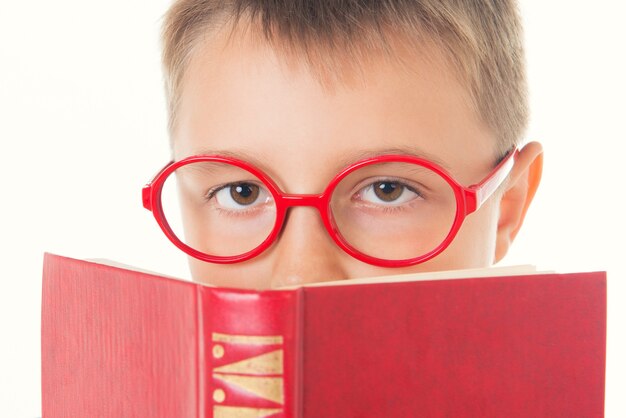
[[494, 141, 544, 263]]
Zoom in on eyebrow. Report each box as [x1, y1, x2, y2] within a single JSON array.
[[335, 146, 451, 172], [185, 148, 275, 171], [186, 145, 452, 173]]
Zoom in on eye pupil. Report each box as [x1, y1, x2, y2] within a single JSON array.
[[230, 183, 259, 205], [374, 181, 402, 202]]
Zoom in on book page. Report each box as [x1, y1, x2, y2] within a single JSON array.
[[280, 264, 545, 289], [85, 258, 200, 283], [85, 257, 546, 290]]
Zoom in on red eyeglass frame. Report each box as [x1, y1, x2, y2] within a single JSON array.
[[143, 149, 518, 268]]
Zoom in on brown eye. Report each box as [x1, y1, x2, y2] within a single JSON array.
[[373, 181, 403, 202], [230, 183, 260, 205]]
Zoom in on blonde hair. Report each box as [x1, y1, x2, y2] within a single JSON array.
[[162, 0, 528, 156]]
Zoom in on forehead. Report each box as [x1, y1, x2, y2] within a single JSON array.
[[174, 23, 496, 190]]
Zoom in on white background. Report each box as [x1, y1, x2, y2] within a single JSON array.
[[1, 1, 624, 416]]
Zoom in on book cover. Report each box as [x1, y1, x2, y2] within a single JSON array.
[[41, 253, 606, 418]]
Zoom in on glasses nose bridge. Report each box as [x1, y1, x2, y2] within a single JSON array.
[[278, 193, 334, 248], [281, 193, 326, 212]]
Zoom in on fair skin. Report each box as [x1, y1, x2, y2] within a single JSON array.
[[173, 24, 543, 289]]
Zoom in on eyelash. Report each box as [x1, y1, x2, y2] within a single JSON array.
[[376, 204, 414, 214], [204, 184, 226, 201]]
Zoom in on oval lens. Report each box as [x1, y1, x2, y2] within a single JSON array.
[[159, 160, 277, 258], [330, 161, 458, 261]]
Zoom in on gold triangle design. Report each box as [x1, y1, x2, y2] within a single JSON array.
[[213, 333, 283, 345], [213, 405, 282, 418], [214, 349, 283, 375], [214, 373, 284, 404]]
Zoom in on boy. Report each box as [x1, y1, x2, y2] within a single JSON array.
[[144, 0, 543, 289]]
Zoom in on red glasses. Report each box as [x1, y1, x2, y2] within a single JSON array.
[[143, 150, 518, 267]]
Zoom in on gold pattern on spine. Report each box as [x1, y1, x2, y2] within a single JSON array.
[[213, 332, 284, 345], [212, 333, 285, 417], [214, 373, 284, 404], [214, 405, 282, 418], [213, 344, 225, 359], [213, 389, 226, 403], [214, 350, 283, 375]]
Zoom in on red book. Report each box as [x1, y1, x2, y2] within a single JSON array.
[[41, 253, 606, 417]]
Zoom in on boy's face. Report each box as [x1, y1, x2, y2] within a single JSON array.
[[172, 27, 519, 289]]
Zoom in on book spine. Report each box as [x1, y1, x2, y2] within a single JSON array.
[[198, 287, 303, 418]]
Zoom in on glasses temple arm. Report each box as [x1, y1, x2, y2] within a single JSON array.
[[468, 148, 519, 211]]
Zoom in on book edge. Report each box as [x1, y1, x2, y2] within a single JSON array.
[[45, 252, 605, 292]]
